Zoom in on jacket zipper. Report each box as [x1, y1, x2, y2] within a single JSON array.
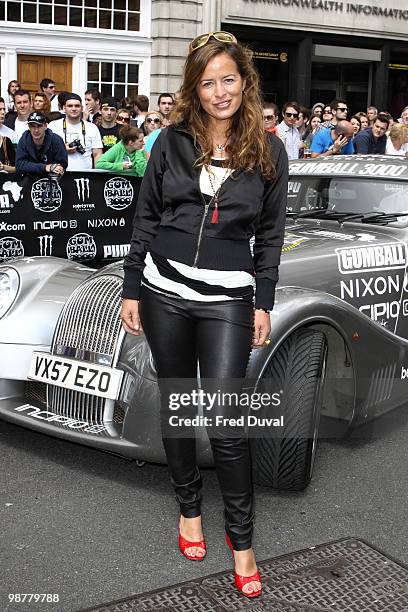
[[193, 191, 211, 267]]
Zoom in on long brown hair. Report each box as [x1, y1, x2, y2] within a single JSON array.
[[171, 39, 275, 179]]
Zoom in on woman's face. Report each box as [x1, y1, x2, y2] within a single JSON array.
[[126, 134, 145, 152], [310, 116, 321, 130], [350, 118, 360, 134], [145, 113, 161, 134], [323, 107, 332, 121], [117, 111, 131, 125], [33, 96, 45, 111], [196, 52, 245, 125], [360, 116, 369, 129]]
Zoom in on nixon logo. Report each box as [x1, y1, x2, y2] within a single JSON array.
[[39, 235, 53, 256], [75, 177, 90, 201]]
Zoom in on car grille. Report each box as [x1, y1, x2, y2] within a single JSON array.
[[46, 274, 124, 428]]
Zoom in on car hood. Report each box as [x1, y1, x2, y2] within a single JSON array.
[[278, 220, 408, 327]]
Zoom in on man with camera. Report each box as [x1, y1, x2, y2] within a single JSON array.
[[48, 93, 102, 170], [15, 112, 67, 175]]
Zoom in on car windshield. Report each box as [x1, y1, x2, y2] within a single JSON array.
[[287, 177, 408, 225]]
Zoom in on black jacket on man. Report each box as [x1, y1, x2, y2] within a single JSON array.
[[353, 127, 387, 154], [123, 124, 288, 310], [16, 128, 68, 174]]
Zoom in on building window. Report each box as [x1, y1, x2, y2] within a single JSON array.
[[3, 0, 140, 31], [87, 61, 139, 99]]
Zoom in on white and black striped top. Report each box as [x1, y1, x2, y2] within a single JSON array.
[[141, 158, 255, 302]]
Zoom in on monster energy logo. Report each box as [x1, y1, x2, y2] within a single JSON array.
[[38, 235, 53, 256], [74, 178, 90, 201]]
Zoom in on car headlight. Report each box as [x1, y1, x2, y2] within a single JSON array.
[[0, 267, 20, 319]]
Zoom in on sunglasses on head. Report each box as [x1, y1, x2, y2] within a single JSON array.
[[263, 114, 275, 121], [146, 117, 161, 124], [189, 31, 237, 53], [117, 116, 130, 122], [285, 112, 299, 118]]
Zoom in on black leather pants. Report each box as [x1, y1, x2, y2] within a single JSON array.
[[139, 284, 255, 550]]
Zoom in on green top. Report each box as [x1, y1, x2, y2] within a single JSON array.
[[95, 140, 148, 177]]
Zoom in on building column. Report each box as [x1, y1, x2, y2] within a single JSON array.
[[293, 37, 312, 107], [150, 0, 204, 101], [372, 44, 390, 111]]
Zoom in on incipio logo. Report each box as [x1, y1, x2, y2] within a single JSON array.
[[31, 178, 63, 213], [103, 243, 130, 258], [33, 220, 77, 230], [0, 236, 24, 260], [104, 177, 134, 210], [66, 233, 97, 260], [336, 243, 406, 274], [14, 404, 107, 433]]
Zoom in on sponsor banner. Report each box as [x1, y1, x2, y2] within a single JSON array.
[[0, 172, 141, 262], [336, 240, 408, 331]]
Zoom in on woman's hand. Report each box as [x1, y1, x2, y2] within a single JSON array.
[[120, 298, 143, 336], [252, 309, 271, 347]]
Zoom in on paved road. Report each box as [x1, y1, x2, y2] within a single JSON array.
[[1, 407, 408, 612]]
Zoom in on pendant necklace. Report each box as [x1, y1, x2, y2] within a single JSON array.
[[215, 143, 225, 153], [205, 164, 230, 224]]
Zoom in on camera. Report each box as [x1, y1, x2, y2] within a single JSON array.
[[68, 138, 86, 155]]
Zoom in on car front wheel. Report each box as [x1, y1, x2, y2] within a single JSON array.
[[250, 328, 327, 491]]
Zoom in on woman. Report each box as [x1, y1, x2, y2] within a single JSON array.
[[322, 105, 332, 123], [120, 32, 287, 598], [6, 80, 20, 113], [116, 109, 131, 125], [356, 112, 369, 130], [0, 134, 16, 173], [33, 92, 51, 116], [303, 113, 321, 148], [143, 110, 162, 139], [350, 115, 361, 135], [386, 123, 408, 156], [95, 125, 147, 176]]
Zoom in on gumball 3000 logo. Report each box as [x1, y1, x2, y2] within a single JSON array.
[[104, 177, 134, 210], [0, 236, 24, 261], [31, 178, 62, 213], [66, 233, 97, 260]]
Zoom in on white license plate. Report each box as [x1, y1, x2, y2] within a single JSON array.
[[28, 352, 124, 400]]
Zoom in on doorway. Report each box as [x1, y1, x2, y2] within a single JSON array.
[[311, 62, 371, 115], [18, 55, 72, 94]]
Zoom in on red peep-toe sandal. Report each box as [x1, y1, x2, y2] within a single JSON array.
[[178, 522, 206, 561], [226, 533, 262, 598]]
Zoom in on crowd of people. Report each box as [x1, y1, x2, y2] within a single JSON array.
[[1, 76, 408, 181], [263, 99, 408, 159], [0, 76, 176, 177]]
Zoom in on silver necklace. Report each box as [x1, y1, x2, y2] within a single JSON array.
[[215, 143, 225, 153]]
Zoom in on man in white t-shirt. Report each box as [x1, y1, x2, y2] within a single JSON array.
[[48, 93, 103, 170], [4, 89, 32, 141]]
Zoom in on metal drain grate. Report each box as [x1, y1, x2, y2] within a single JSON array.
[[78, 538, 408, 611]]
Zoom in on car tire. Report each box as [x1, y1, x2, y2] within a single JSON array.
[[250, 328, 327, 491]]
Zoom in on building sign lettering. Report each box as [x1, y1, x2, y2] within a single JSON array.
[[243, 0, 408, 20]]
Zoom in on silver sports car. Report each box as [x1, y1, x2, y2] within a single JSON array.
[[1, 155, 408, 491]]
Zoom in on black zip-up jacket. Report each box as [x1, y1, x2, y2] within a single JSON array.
[[123, 124, 288, 309]]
